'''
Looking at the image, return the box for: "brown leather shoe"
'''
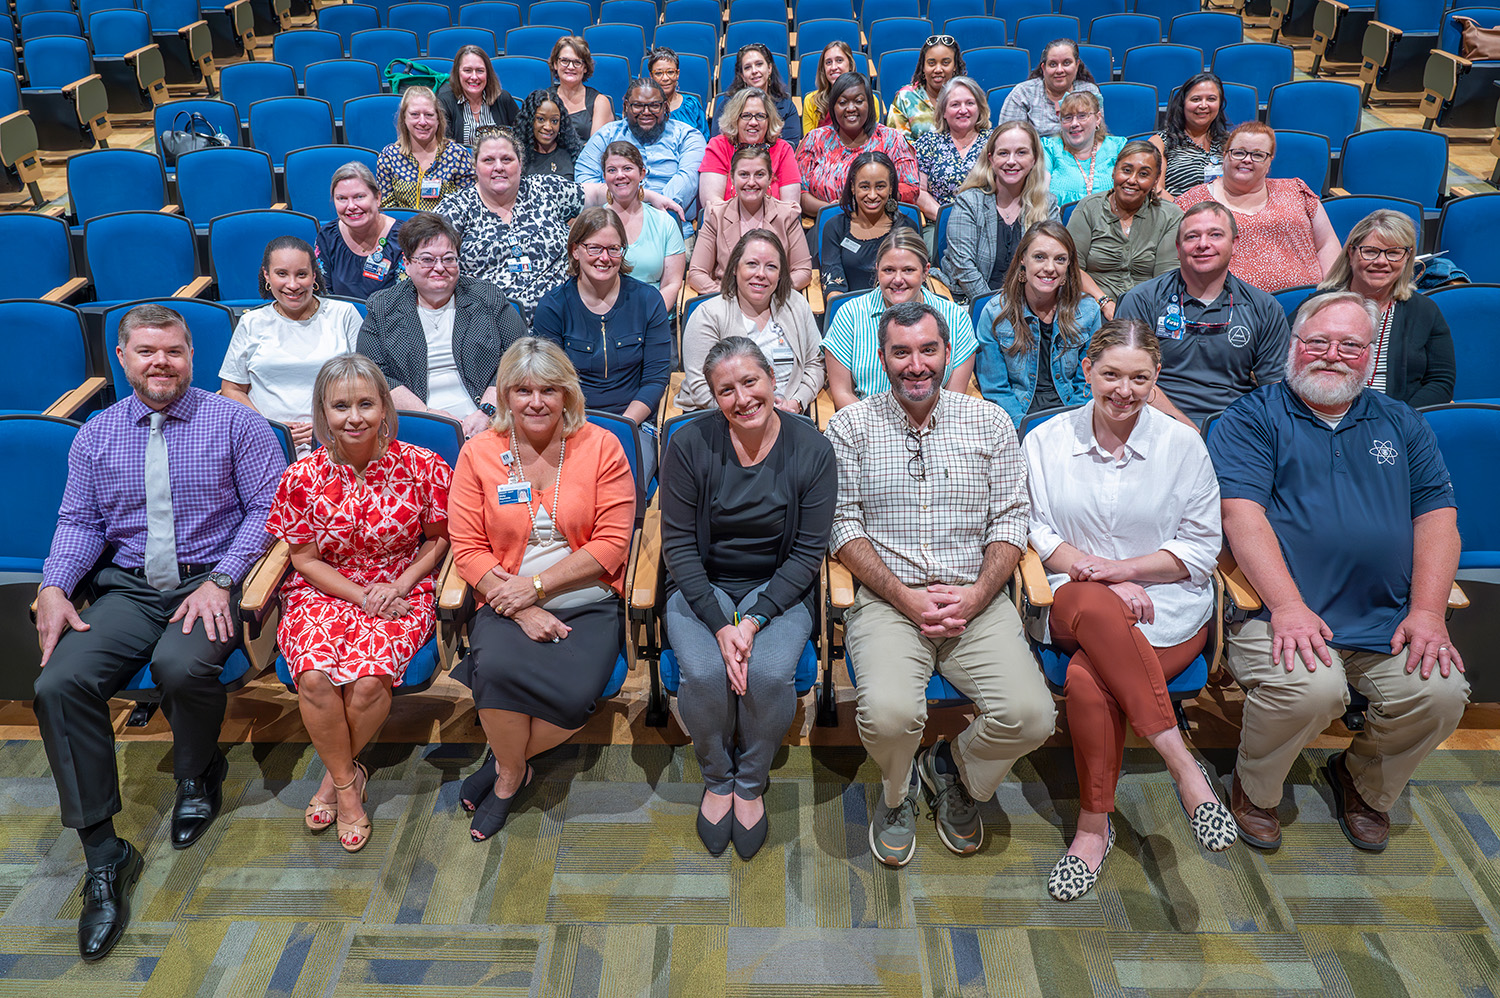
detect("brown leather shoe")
[1325,751,1390,852]
[1230,769,1282,849]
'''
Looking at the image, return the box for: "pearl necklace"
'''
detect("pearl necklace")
[519,436,566,545]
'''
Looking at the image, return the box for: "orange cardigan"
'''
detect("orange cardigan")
[449,422,637,598]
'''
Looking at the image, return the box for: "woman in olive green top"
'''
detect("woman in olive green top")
[1065,141,1183,320]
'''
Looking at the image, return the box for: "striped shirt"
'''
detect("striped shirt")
[827,389,1029,588]
[42,388,286,595]
[821,288,978,400]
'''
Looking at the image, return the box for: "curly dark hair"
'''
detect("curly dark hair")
[837,150,898,219]
[1162,71,1230,154]
[515,87,583,159]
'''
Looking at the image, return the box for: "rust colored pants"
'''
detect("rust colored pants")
[1048,581,1208,813]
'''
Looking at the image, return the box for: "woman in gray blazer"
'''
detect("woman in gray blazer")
[356,213,527,438]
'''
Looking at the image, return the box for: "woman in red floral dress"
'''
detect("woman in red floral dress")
[265,354,452,852]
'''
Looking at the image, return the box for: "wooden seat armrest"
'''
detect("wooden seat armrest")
[238,540,291,620]
[179,18,211,38]
[1450,582,1469,610]
[270,202,288,211]
[1368,18,1401,37]
[1328,186,1351,197]
[62,74,104,97]
[437,551,470,615]
[630,504,662,612]
[1216,551,1263,614]
[1431,48,1472,70]
[1018,545,1053,608]
[44,376,107,418]
[124,44,157,62]
[1450,185,1477,197]
[42,277,89,302]
[175,275,214,297]
[815,388,836,431]
[1326,0,1350,15]
[828,554,854,610]
[159,204,182,214]
[925,276,954,299]
[805,276,825,314]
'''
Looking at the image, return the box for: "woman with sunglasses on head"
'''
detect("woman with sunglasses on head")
[699,86,802,210]
[1149,72,1230,200]
[689,146,811,294]
[648,46,706,136]
[796,72,919,221]
[550,36,613,141]
[515,87,584,181]
[802,41,884,135]
[1314,209,1455,407]
[887,34,965,140]
[711,43,800,145]
[821,150,920,304]
[1175,122,1339,294]
[998,38,1102,138]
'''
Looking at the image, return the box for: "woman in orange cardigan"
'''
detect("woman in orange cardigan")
[448,337,637,841]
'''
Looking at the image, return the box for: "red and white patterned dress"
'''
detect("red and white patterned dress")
[266,439,452,686]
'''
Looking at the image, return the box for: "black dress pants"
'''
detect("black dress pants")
[33,567,238,829]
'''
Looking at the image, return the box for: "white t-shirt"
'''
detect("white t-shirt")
[516,507,614,609]
[418,297,474,417]
[219,298,361,427]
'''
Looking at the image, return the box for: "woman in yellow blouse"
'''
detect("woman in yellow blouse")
[376,87,476,211]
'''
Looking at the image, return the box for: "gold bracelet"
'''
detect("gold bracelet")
[532,575,546,601]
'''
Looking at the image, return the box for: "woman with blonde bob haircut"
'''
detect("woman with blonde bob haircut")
[1314,209,1455,406]
[266,353,453,854]
[449,337,637,843]
[942,120,1059,302]
[699,86,801,208]
[376,86,475,210]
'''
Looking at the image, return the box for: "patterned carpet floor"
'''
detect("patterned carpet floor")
[2,740,1498,996]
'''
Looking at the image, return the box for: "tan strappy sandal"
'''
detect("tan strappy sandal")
[304,791,338,832]
[334,763,371,853]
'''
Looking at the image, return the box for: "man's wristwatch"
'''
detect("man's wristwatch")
[207,572,234,590]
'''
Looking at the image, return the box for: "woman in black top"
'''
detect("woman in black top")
[550,35,612,141]
[661,337,836,860]
[437,46,519,146]
[821,150,920,303]
[712,43,801,145]
[516,87,583,180]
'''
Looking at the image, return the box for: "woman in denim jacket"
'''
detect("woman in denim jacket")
[975,220,1101,428]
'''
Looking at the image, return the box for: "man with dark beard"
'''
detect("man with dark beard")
[826,301,1054,869]
[32,303,285,962]
[1207,291,1468,854]
[575,77,706,226]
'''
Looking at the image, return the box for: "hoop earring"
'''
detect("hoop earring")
[1146,386,1157,404]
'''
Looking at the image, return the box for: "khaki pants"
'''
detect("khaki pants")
[845,587,1056,807]
[1225,617,1469,812]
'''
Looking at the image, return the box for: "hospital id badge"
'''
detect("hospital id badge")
[420,175,442,199]
[496,481,532,506]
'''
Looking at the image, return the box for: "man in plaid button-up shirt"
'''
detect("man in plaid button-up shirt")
[827,301,1055,868]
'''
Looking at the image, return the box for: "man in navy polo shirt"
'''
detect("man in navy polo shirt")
[1207,291,1468,853]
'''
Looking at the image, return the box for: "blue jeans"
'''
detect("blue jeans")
[664,582,811,799]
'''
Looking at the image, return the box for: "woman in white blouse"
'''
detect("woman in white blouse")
[221,236,362,454]
[1021,318,1234,903]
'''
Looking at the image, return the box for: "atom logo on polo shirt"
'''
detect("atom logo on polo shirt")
[1369,439,1399,465]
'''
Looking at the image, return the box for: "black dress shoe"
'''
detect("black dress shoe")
[172,751,228,850]
[731,807,769,861]
[78,840,143,962]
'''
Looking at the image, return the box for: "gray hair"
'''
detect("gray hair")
[878,300,950,351]
[118,302,191,347]
[328,161,379,203]
[703,335,773,388]
[934,76,991,136]
[1287,290,1381,384]
[311,354,398,465]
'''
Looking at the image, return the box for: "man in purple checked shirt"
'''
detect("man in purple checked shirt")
[32,302,286,963]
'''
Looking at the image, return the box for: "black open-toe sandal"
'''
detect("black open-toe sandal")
[459,750,497,813]
[470,765,532,842]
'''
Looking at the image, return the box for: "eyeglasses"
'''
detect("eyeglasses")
[652,68,679,78]
[925,34,957,46]
[904,428,926,482]
[739,111,769,122]
[412,253,458,270]
[1059,112,1096,124]
[580,243,624,259]
[1295,334,1370,360]
[1226,148,1271,164]
[555,57,583,68]
[626,101,665,113]
[1355,244,1411,262]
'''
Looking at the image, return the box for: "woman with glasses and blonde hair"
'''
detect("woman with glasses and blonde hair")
[914,77,991,224]
[941,120,1059,302]
[699,86,802,209]
[1314,209,1455,407]
[550,36,613,140]
[802,40,884,134]
[1175,121,1340,294]
[532,207,673,479]
[357,212,527,439]
[1041,91,1126,207]
[268,354,452,853]
[376,86,475,210]
[449,337,636,842]
[887,34,965,139]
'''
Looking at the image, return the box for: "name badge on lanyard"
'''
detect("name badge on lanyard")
[361,238,392,281]
[420,174,442,199]
[1160,290,1186,340]
[496,481,532,506]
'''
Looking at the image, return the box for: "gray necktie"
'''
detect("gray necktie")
[143,411,178,590]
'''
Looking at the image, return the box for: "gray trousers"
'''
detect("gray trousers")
[33,567,236,829]
[665,582,811,799]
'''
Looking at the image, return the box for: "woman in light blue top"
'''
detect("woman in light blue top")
[1042,91,1127,209]
[650,47,707,136]
[822,228,978,409]
[603,140,686,312]
[976,220,1101,427]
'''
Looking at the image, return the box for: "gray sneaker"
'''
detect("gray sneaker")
[916,739,983,855]
[869,782,920,867]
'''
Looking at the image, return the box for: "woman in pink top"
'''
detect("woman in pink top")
[1174,122,1340,295]
[698,87,801,210]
